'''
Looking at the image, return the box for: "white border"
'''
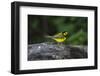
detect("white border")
[20,6,95,70]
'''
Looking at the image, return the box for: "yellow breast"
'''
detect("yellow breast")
[53,37,66,43]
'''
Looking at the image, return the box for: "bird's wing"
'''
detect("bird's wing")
[53,33,64,38]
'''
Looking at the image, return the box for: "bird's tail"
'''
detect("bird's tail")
[44,35,53,39]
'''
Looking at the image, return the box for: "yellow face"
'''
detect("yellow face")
[63,32,68,36]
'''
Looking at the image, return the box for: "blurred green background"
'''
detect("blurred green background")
[28,15,88,45]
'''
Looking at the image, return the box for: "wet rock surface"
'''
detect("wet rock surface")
[28,42,87,61]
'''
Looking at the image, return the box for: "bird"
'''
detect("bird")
[45,31,68,43]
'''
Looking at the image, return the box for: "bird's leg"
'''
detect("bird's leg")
[57,42,61,46]
[60,42,63,46]
[58,42,65,50]
[57,42,63,47]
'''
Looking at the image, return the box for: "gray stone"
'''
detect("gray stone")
[28,42,87,61]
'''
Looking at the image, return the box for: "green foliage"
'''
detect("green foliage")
[66,30,87,45]
[28,15,87,45]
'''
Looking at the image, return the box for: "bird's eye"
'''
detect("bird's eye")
[64,33,66,35]
[63,32,68,36]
